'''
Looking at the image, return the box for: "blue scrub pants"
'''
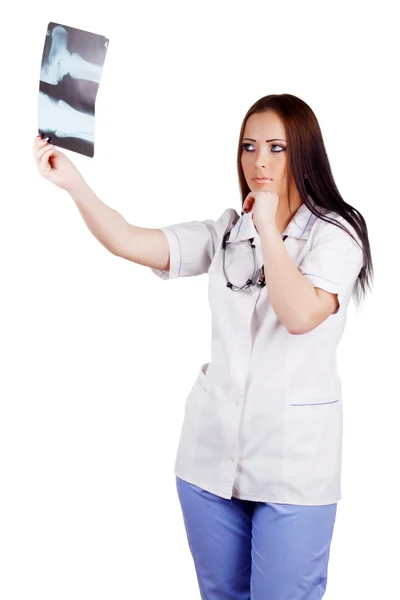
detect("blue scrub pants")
[176,476,337,600]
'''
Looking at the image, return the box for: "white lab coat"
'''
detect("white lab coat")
[152,195,364,505]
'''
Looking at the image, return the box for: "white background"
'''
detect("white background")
[1,1,398,598]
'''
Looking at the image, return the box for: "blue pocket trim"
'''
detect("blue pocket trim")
[289,400,339,406]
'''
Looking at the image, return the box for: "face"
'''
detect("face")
[241,110,300,208]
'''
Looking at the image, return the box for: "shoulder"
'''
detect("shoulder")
[206,207,238,230]
[311,209,362,250]
[201,207,239,245]
[159,207,236,243]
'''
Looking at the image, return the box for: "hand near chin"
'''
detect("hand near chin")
[242,190,279,233]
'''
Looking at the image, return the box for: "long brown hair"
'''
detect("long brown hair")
[236,93,373,308]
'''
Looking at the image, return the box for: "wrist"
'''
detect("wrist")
[258,221,279,236]
[67,176,88,197]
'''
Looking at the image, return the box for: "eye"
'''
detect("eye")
[241,143,285,153]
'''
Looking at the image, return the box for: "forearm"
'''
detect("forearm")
[259,223,318,333]
[68,180,128,255]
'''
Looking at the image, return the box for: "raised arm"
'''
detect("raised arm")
[69,181,170,270]
[33,135,170,271]
[33,135,234,274]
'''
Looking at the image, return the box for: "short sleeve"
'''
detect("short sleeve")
[298,217,364,314]
[151,208,235,280]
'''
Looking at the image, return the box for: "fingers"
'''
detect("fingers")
[37,142,54,161]
[39,146,56,174]
[33,134,46,156]
[242,199,253,213]
[242,192,255,213]
[34,139,55,176]
[37,144,54,171]
[34,135,53,155]
[34,135,53,165]
[33,134,49,150]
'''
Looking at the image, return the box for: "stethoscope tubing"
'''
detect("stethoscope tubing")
[221,229,288,292]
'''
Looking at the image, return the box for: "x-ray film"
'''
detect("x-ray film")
[38,22,109,157]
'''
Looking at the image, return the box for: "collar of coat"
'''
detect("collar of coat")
[226,194,321,244]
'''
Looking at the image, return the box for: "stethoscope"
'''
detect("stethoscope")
[221,228,289,292]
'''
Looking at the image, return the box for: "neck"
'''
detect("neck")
[276,197,303,236]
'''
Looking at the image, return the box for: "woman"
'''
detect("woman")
[33,93,373,600]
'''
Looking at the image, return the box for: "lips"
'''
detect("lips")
[253,177,272,181]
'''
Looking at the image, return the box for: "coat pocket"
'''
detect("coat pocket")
[283,400,343,480]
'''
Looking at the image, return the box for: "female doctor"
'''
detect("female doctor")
[33,93,373,600]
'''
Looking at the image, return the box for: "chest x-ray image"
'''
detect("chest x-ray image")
[38,22,109,157]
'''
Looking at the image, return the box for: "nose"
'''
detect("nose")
[253,147,270,169]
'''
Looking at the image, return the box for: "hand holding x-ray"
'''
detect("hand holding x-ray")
[33,134,85,192]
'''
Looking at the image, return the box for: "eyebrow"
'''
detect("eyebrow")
[242,137,286,143]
